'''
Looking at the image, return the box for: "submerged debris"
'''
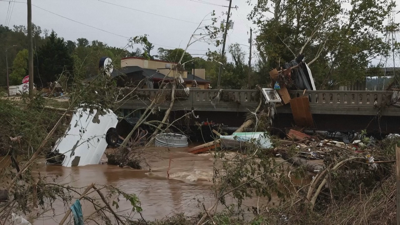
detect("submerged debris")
[155,133,188,148]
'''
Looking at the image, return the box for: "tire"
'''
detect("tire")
[106,128,119,147]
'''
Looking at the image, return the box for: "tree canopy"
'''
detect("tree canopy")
[1,0,397,92]
[35,31,74,87]
[158,48,194,72]
[0,25,138,88]
[9,49,28,85]
[248,0,397,88]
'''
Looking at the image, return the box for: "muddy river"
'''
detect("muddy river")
[28,147,249,224]
[3,147,294,224]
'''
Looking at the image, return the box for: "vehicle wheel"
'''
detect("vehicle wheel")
[106,128,119,147]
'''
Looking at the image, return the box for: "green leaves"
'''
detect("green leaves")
[109,186,143,213]
[130,35,155,60]
[158,48,194,71]
[9,49,28,85]
[35,31,74,87]
[250,0,397,88]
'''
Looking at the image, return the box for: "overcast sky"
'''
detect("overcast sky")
[1,0,400,67]
[0,0,256,61]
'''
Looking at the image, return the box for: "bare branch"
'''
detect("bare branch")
[277,35,296,58]
[93,185,126,225]
[309,157,365,210]
[307,39,328,65]
[299,8,330,55]
[179,13,212,64]
[114,79,145,104]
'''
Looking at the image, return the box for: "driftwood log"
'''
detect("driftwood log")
[188,140,221,154]
[279,150,324,173]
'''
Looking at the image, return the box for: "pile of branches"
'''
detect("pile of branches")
[259,136,399,224]
[262,169,396,225]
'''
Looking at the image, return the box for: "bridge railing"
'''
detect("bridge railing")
[134,89,260,104]
[289,90,392,106]
[131,89,394,109]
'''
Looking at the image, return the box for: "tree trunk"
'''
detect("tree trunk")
[147,82,177,146]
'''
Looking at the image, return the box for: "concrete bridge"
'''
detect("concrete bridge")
[121,89,400,134]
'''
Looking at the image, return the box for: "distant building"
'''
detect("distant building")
[116,57,211,89]
[339,67,400,91]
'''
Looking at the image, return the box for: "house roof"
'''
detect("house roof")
[110,66,170,81]
[85,66,210,84]
[142,68,172,81]
[111,66,142,78]
[184,74,210,84]
[122,56,178,65]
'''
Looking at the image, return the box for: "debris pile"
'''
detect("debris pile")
[269,54,316,105]
[275,129,391,171]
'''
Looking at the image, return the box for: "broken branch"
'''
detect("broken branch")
[59,183,95,225]
[93,185,126,225]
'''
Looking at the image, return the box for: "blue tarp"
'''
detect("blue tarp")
[70,199,84,225]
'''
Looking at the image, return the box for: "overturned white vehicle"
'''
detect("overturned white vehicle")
[46,107,120,167]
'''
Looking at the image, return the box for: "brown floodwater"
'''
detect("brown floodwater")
[31,165,215,224]
[29,147,218,224]
[3,147,310,224]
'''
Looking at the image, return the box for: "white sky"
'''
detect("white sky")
[0,0,256,61]
[1,0,399,67]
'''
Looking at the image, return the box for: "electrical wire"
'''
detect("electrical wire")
[188,0,229,8]
[0,0,209,53]
[4,0,11,25]
[6,0,16,26]
[98,0,199,24]
[32,4,130,39]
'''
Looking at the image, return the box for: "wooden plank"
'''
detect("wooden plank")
[277,86,291,104]
[287,129,311,141]
[189,143,220,154]
[290,96,314,127]
[188,140,221,154]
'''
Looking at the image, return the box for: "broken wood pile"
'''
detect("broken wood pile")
[187,127,395,176]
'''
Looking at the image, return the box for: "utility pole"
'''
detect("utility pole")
[217,0,233,88]
[28,0,34,98]
[247,28,252,88]
[5,50,9,97]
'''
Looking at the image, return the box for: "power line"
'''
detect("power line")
[98,0,199,24]
[188,0,229,8]
[34,4,131,39]
[0,0,132,38]
[7,0,16,26]
[4,0,11,25]
[0,0,210,52]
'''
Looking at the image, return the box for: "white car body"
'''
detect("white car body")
[52,107,118,167]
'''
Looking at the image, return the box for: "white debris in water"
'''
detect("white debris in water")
[11,213,31,225]
[169,170,213,182]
